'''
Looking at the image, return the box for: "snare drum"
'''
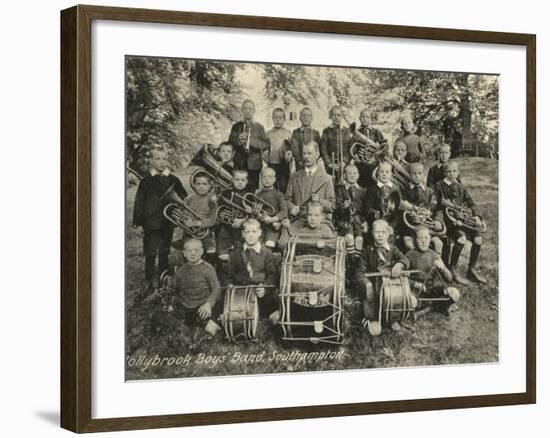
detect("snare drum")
[378,276,417,325]
[222,286,259,343]
[279,235,346,344]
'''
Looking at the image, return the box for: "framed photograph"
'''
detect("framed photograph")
[60,4,536,433]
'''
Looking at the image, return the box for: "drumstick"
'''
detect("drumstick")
[364,270,421,278]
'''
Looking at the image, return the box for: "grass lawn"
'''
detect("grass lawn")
[125,157,499,380]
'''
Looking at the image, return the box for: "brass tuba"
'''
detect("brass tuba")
[190,144,234,195]
[402,206,447,236]
[372,154,413,192]
[348,122,386,164]
[444,203,487,233]
[161,184,209,240]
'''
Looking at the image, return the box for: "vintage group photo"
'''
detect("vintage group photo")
[125,56,499,380]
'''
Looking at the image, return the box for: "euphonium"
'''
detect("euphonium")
[444,203,487,233]
[216,191,276,225]
[161,184,209,239]
[402,206,447,236]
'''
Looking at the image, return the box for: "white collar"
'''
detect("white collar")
[344,182,360,190]
[375,242,391,251]
[443,178,456,186]
[150,168,170,176]
[409,183,425,190]
[300,126,312,131]
[243,242,262,254]
[377,180,394,189]
[305,165,318,175]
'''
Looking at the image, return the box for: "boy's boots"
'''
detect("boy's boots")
[449,242,469,285]
[467,244,487,284]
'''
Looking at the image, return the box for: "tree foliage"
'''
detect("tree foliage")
[126,58,243,169]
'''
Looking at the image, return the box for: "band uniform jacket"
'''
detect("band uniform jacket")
[132,172,187,230]
[285,165,336,213]
[290,126,323,169]
[355,125,387,188]
[365,182,402,228]
[320,125,352,168]
[358,243,410,273]
[435,179,478,217]
[426,162,461,189]
[228,120,269,171]
[334,183,367,226]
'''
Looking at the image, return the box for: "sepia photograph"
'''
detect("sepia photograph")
[125,56,499,381]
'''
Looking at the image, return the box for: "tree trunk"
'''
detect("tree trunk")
[459,74,474,156]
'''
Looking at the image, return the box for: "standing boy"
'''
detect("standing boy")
[266,108,292,193]
[321,105,351,179]
[133,148,187,294]
[228,99,269,190]
[396,114,423,163]
[290,107,323,171]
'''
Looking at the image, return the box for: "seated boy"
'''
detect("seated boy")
[284,201,336,239]
[406,227,460,312]
[216,169,253,261]
[426,143,461,189]
[352,219,410,334]
[254,167,288,249]
[151,238,222,337]
[435,161,486,284]
[334,163,367,251]
[133,147,187,296]
[365,160,402,235]
[400,162,444,254]
[226,218,279,321]
[180,171,217,258]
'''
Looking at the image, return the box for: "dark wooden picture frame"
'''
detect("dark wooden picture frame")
[60,4,536,433]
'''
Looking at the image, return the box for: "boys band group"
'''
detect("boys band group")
[132,99,487,340]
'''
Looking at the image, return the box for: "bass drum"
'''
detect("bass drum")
[279,235,346,344]
[222,286,259,343]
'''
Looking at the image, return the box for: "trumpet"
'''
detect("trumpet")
[216,191,276,225]
[161,185,209,240]
[444,203,487,233]
[242,121,251,152]
[402,206,447,236]
[349,122,386,164]
[372,154,413,191]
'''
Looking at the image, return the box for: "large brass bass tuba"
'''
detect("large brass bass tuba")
[348,122,386,165]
